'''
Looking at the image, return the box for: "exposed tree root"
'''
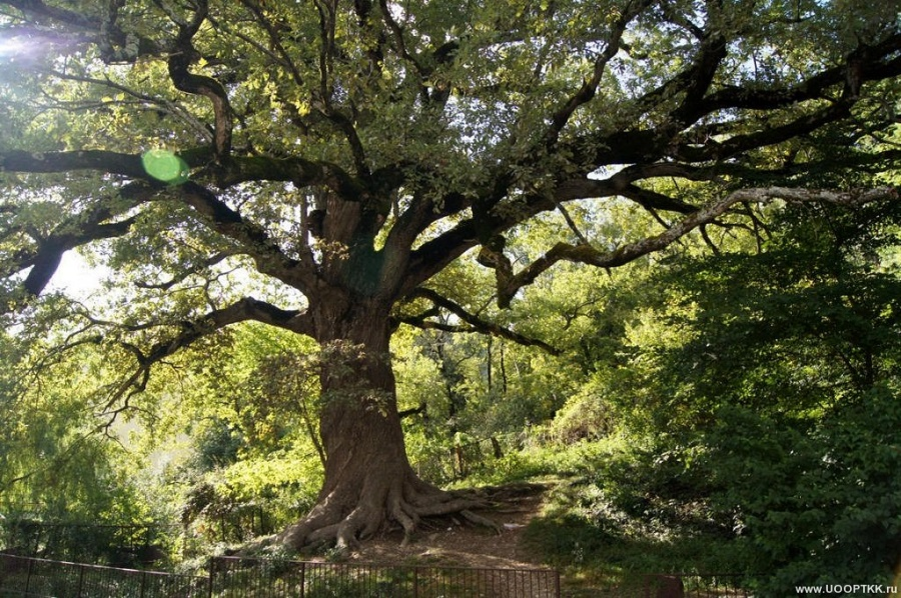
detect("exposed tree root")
[277,473,493,552]
[460,509,502,533]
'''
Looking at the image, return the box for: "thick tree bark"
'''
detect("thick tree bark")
[278,299,483,550]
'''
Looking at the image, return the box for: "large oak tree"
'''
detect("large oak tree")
[0,0,898,549]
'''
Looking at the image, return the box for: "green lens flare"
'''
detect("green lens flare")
[141,150,189,184]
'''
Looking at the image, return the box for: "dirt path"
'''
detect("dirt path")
[341,483,550,570]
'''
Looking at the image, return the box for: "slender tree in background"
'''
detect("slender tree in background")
[0,0,898,549]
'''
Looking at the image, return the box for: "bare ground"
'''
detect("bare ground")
[323,482,551,570]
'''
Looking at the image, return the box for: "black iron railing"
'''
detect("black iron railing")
[209,556,561,597]
[1,552,760,597]
[0,553,561,597]
[0,553,207,597]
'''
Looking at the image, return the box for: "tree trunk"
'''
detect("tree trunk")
[278,299,482,550]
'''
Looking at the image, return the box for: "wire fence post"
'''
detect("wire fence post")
[23,556,34,596]
[299,560,306,598]
[413,566,419,598]
[207,557,216,598]
[76,565,86,598]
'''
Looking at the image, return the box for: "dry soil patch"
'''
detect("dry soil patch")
[339,483,550,570]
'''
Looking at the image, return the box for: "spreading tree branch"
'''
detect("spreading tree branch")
[483,186,899,307]
[0,182,156,302]
[101,296,314,412]
[133,251,235,290]
[399,287,560,355]
[541,0,651,151]
[166,0,233,159]
[0,149,330,297]
[175,181,315,292]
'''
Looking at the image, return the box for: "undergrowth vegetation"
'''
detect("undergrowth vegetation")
[504,203,901,595]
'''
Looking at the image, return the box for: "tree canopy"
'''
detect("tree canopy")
[0,0,899,550]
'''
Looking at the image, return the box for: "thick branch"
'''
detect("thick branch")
[3,0,99,31]
[401,287,560,355]
[487,186,898,307]
[556,174,698,213]
[584,32,901,167]
[402,168,692,296]
[210,11,901,308]
[105,297,314,410]
[1,182,155,301]
[668,32,727,127]
[0,149,146,178]
[0,148,363,198]
[0,150,323,293]
[19,218,133,297]
[678,101,854,162]
[701,32,901,113]
[542,0,650,149]
[221,156,365,197]
[167,0,233,158]
[175,182,315,292]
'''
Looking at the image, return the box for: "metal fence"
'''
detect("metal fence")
[0,553,207,597]
[0,553,560,598]
[1,552,754,597]
[0,519,169,567]
[209,556,561,597]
